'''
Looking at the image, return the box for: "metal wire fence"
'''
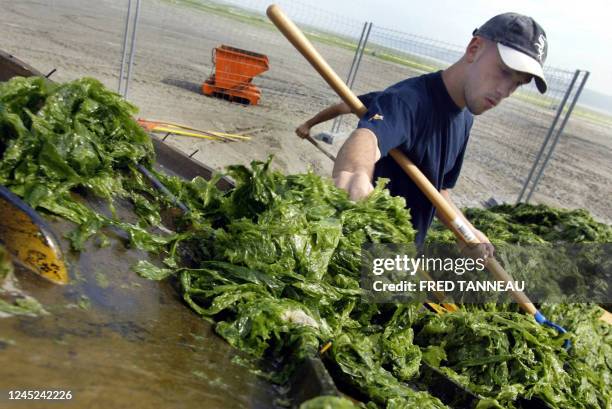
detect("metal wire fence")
[0,0,126,88]
[129,0,365,116]
[1,0,610,222]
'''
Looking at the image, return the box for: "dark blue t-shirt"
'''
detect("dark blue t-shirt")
[357,71,473,245]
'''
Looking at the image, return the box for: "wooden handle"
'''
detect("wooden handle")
[388,149,479,244]
[600,308,612,325]
[267,4,539,315]
[388,150,538,314]
[305,135,336,161]
[266,6,339,160]
[486,258,538,315]
[267,5,367,118]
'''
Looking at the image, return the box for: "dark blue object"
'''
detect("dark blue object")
[357,71,473,247]
[137,165,189,214]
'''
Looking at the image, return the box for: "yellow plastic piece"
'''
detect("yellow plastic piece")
[146,119,251,140]
[600,308,612,325]
[138,118,251,141]
[0,188,68,284]
[319,341,332,354]
[152,126,221,141]
[425,303,449,315]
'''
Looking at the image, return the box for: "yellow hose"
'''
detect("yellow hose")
[144,119,251,140]
[151,127,221,141]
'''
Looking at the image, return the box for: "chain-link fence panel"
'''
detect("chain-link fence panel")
[518,70,612,224]
[0,0,127,90]
[4,0,607,221]
[121,0,367,172]
[465,67,579,204]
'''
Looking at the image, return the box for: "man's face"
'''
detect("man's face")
[464,38,532,115]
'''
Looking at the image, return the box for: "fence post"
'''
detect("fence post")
[118,0,132,94]
[330,21,367,133]
[525,70,590,202]
[123,0,141,99]
[516,69,580,203]
[117,0,141,98]
[331,21,372,133]
[347,22,371,90]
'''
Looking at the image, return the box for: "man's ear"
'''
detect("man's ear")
[465,36,485,63]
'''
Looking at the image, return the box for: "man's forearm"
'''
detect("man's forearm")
[332,128,381,201]
[304,102,351,128]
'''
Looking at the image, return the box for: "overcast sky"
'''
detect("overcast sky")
[306,0,611,95]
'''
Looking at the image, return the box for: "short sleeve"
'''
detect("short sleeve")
[357,92,414,157]
[357,91,378,108]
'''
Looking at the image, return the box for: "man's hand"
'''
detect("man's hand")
[457,229,495,261]
[333,170,374,201]
[474,229,495,258]
[295,122,311,139]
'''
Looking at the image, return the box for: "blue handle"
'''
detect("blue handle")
[534,311,571,349]
[137,165,189,213]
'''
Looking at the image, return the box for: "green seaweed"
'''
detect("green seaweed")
[1,76,610,409]
[0,244,12,283]
[0,76,171,251]
[298,395,362,409]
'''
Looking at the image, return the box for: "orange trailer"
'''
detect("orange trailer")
[202,45,269,105]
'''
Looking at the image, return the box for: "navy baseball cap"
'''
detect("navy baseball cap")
[473,13,548,93]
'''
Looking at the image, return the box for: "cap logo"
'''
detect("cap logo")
[534,34,546,62]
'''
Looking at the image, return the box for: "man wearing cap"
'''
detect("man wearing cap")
[297,12,548,253]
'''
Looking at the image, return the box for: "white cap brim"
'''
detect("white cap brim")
[497,43,547,93]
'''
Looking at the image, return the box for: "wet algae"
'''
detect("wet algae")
[1,76,611,409]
